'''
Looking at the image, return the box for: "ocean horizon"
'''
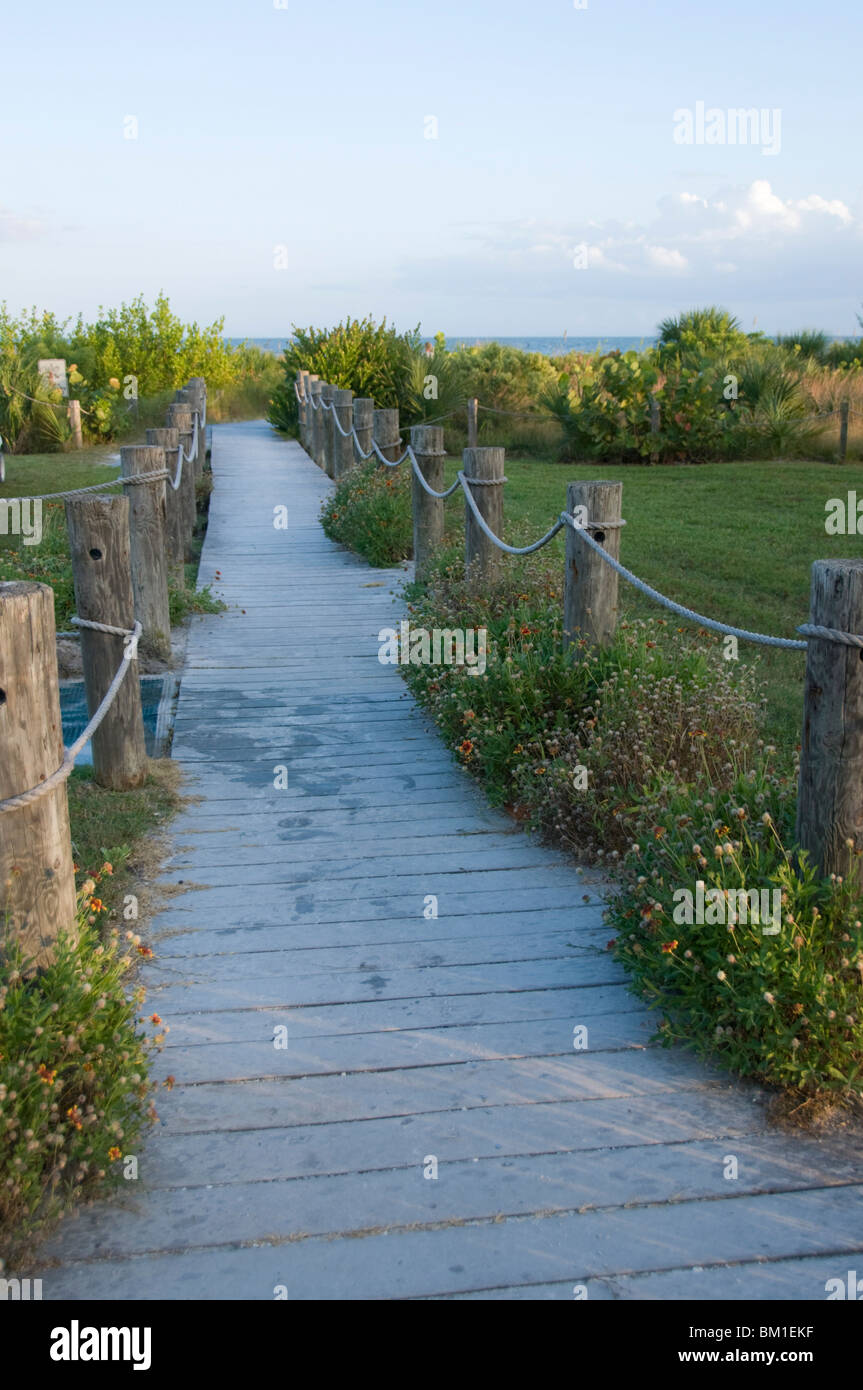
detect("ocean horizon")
[229,335,656,357]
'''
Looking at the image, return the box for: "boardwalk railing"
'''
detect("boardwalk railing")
[0,378,208,966]
[296,371,863,896]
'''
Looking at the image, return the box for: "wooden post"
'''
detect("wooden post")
[463,446,505,582]
[304,375,319,455]
[166,404,197,558]
[181,385,205,479]
[649,396,660,466]
[563,479,623,650]
[186,378,208,464]
[297,371,308,447]
[64,496,148,790]
[373,408,401,465]
[332,388,354,481]
[320,383,336,476]
[796,559,863,886]
[310,380,324,465]
[0,581,78,968]
[353,398,374,462]
[67,398,83,450]
[121,445,171,660]
[410,425,446,578]
[146,427,183,576]
[467,397,479,448]
[839,401,849,463]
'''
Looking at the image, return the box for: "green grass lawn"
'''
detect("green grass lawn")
[438,453,863,748]
[0,443,121,499]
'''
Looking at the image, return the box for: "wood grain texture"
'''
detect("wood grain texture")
[463,445,505,582]
[64,495,147,789]
[146,427,183,573]
[120,445,171,660]
[165,405,197,561]
[309,379,324,466]
[0,581,77,966]
[332,388,353,480]
[410,425,445,577]
[564,479,622,649]
[796,558,863,883]
[352,397,374,463]
[372,407,400,464]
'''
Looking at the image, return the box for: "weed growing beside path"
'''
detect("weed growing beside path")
[1,763,181,1268]
[398,553,863,1102]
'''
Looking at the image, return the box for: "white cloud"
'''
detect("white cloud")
[0,207,43,241]
[394,180,863,324]
[646,245,688,271]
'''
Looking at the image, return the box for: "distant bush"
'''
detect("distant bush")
[268,317,422,436]
[0,296,276,451]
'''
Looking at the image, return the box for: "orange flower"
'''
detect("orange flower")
[108,1146,122,1162]
[660,940,678,953]
[66,1105,83,1130]
[149,1014,162,1025]
[137,945,154,958]
[89,898,104,913]
[459,739,474,757]
[37,1063,56,1086]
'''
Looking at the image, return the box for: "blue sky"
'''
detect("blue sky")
[2,0,861,337]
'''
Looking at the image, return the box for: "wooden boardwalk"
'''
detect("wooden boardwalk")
[43,420,863,1300]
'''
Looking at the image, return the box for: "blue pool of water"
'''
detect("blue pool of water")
[60,676,174,764]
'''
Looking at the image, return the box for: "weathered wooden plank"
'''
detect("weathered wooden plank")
[44,1132,863,1265]
[41,1185,863,1301]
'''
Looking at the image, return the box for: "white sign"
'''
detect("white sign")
[37,359,68,397]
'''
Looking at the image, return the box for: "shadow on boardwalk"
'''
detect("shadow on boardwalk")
[41,420,863,1300]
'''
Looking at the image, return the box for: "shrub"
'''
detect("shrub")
[321,458,412,566]
[0,867,163,1266]
[609,772,863,1097]
[402,558,765,815]
[268,317,420,436]
[512,620,765,857]
[0,296,271,449]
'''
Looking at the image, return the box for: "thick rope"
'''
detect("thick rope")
[0,620,142,814]
[796,623,863,649]
[460,474,565,555]
[6,469,171,503]
[560,513,808,649]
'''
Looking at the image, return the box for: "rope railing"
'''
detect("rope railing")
[0,620,142,815]
[295,371,863,651]
[3,418,196,503]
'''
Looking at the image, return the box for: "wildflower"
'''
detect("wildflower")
[66,1106,83,1131]
[136,945,154,958]
[660,940,678,953]
[763,991,775,1005]
[37,1064,56,1086]
[716,970,726,982]
[459,739,473,757]
[108,1146,122,1162]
